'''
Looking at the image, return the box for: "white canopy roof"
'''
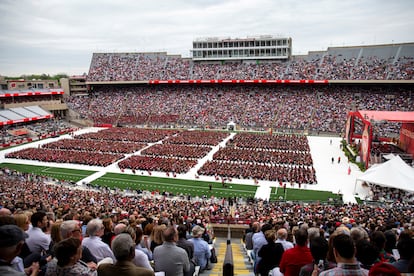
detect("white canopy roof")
[356,155,414,192]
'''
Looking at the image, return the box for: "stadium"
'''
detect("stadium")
[1,37,414,275]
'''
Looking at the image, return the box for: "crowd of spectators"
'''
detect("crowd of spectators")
[196,132,316,183]
[163,130,228,146]
[372,121,402,138]
[227,133,310,151]
[198,161,316,184]
[5,127,317,183]
[119,155,198,174]
[75,127,178,143]
[6,148,124,167]
[141,144,211,159]
[86,48,414,82]
[368,184,414,203]
[87,53,191,81]
[1,167,413,229]
[371,143,406,157]
[25,120,74,137]
[43,138,146,154]
[1,166,414,274]
[387,56,414,80]
[65,85,413,134]
[1,120,75,147]
[1,127,30,145]
[212,147,313,166]
[6,121,411,185]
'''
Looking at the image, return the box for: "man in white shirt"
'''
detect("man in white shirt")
[276,227,294,250]
[82,218,116,262]
[25,211,51,255]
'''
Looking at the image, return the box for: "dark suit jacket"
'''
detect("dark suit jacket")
[258,242,284,276]
[97,261,155,276]
[177,238,194,260]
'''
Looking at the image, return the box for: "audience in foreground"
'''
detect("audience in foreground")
[1,165,414,275]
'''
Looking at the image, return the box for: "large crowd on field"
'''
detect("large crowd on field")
[5,129,318,184]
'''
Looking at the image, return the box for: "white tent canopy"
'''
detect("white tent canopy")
[355,155,414,193]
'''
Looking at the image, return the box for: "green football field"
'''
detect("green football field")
[0,162,341,202]
[0,163,96,182]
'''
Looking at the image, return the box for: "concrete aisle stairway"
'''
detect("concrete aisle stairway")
[201,238,255,276]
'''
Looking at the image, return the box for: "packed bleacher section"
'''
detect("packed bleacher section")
[87,53,191,81]
[371,121,402,138]
[0,87,72,148]
[1,119,76,148]
[86,44,414,81]
[368,183,414,203]
[66,85,413,134]
[371,143,406,157]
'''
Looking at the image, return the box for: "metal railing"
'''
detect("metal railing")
[222,226,234,276]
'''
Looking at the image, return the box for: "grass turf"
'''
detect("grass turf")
[270,186,342,202]
[91,172,257,198]
[0,163,96,182]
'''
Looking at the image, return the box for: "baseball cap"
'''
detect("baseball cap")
[0,225,29,248]
[192,225,205,237]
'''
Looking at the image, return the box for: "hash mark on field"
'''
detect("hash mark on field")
[41,169,89,178]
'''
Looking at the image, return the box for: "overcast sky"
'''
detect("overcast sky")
[0,0,413,77]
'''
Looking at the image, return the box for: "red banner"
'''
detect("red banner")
[148,79,329,84]
[361,124,371,168]
[0,90,64,98]
[400,123,414,157]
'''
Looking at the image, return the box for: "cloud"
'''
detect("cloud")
[0,0,413,76]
